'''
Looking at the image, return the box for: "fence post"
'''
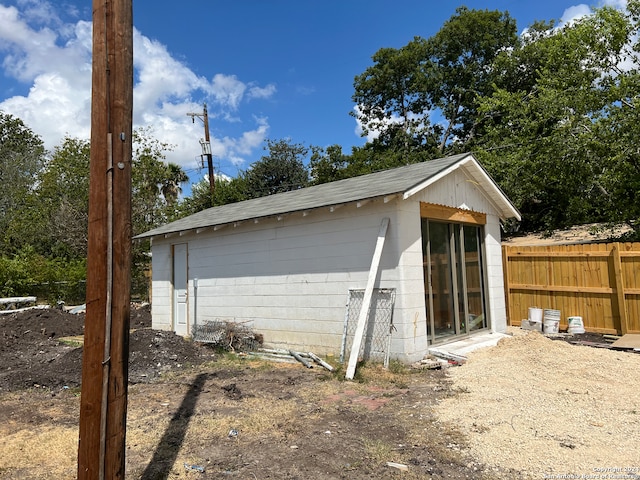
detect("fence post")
[611,243,629,335]
[502,246,512,326]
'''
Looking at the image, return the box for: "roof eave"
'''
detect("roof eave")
[134,192,404,241]
[402,153,521,222]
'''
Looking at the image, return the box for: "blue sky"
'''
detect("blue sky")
[0,0,626,188]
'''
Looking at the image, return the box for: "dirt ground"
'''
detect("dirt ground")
[1,305,639,479]
[0,305,489,479]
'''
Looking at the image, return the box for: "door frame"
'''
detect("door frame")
[421,203,489,345]
[172,243,189,336]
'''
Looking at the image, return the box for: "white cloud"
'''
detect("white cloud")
[559,5,592,26]
[603,0,627,10]
[0,0,275,173]
[248,83,277,100]
[210,73,247,111]
[216,116,269,166]
[558,1,629,27]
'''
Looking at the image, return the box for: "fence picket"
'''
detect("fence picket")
[502,242,640,334]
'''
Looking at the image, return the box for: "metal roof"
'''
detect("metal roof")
[136,153,520,239]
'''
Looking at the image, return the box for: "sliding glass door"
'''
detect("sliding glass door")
[422,219,487,343]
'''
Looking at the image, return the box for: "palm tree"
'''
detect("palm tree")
[161,163,189,205]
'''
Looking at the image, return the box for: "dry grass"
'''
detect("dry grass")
[188,395,300,439]
[0,426,78,478]
[0,355,472,479]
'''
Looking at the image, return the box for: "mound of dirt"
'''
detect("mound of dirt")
[0,304,215,392]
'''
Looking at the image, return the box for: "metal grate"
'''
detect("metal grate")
[340,288,396,367]
[191,320,262,352]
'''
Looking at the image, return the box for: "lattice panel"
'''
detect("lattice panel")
[340,288,396,367]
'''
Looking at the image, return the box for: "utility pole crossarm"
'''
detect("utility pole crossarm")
[187,104,215,198]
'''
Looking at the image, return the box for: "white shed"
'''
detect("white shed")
[137,153,520,363]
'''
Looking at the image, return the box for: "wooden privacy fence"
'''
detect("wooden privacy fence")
[502,242,640,335]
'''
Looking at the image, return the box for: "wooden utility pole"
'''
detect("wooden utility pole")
[78,0,133,479]
[187,104,215,198]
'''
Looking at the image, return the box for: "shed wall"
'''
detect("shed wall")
[150,166,509,362]
[411,167,508,334]
[152,198,410,357]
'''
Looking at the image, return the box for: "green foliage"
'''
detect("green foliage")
[242,139,310,198]
[309,144,351,185]
[132,127,180,233]
[475,5,640,232]
[0,246,86,303]
[3,137,92,259]
[424,7,518,151]
[0,117,188,302]
[161,162,189,205]
[130,128,189,299]
[352,36,435,161]
[40,137,90,257]
[352,7,518,160]
[0,111,46,253]
[0,249,34,297]
[172,175,249,219]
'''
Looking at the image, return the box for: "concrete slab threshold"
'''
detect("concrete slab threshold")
[428,331,510,362]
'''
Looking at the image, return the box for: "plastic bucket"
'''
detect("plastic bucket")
[567,316,585,334]
[543,309,560,334]
[528,307,543,323]
[521,319,542,332]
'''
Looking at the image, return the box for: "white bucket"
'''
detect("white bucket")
[521,319,542,332]
[567,316,585,334]
[528,307,543,323]
[543,309,560,334]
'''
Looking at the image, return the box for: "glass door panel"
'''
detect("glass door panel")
[463,226,486,332]
[453,227,466,333]
[422,219,487,343]
[423,220,456,341]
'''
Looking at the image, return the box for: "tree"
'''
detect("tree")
[242,139,310,198]
[352,8,518,159]
[352,37,438,163]
[475,5,636,232]
[34,137,91,258]
[161,162,189,205]
[131,127,190,233]
[592,1,640,236]
[173,175,248,218]
[309,144,352,185]
[130,127,189,297]
[424,7,518,151]
[0,112,46,253]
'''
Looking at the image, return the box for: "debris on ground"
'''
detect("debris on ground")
[191,320,263,352]
[412,356,451,370]
[386,461,409,472]
[290,350,313,368]
[68,304,87,314]
[183,463,205,473]
[249,348,336,371]
[0,296,37,311]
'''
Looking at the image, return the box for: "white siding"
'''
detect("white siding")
[418,167,499,214]
[153,199,404,356]
[392,200,429,362]
[484,216,508,333]
[150,165,510,363]
[411,168,508,335]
